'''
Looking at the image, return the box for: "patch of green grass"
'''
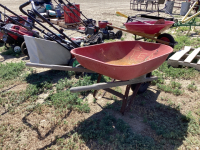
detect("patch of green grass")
[151,70,165,85]
[74,75,94,95]
[25,81,52,97]
[45,90,90,113]
[157,83,183,96]
[142,104,200,147]
[0,46,20,56]
[56,78,73,92]
[174,35,200,51]
[157,62,198,79]
[176,26,190,32]
[0,62,25,80]
[77,114,158,149]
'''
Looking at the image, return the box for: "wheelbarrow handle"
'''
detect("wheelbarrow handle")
[108,25,171,46]
[70,76,158,93]
[26,63,95,73]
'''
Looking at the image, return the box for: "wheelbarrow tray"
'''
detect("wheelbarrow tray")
[71,41,173,81]
[24,35,71,65]
[124,21,174,35]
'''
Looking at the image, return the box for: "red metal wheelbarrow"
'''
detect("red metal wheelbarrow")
[108,20,176,48]
[125,20,174,35]
[26,41,173,114]
[71,41,173,81]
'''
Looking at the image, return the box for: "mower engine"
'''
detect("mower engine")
[43,32,65,41]
[98,21,122,40]
[5,15,28,25]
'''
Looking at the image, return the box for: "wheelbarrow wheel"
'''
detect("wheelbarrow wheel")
[157,33,175,48]
[115,30,123,39]
[21,41,29,57]
[131,72,151,94]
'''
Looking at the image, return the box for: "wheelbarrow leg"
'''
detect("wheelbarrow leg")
[127,83,142,110]
[93,74,102,97]
[120,83,142,115]
[120,85,131,115]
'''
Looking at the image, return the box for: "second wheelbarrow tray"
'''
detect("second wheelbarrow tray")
[108,20,176,47]
[26,41,173,114]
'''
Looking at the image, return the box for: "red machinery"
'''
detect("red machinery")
[63,4,80,23]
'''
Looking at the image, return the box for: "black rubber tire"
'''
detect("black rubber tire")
[68,58,76,66]
[131,82,150,94]
[157,33,175,48]
[131,72,152,94]
[21,41,29,56]
[115,30,123,39]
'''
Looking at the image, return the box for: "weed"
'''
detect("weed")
[93,98,96,103]
[56,78,73,92]
[46,90,90,113]
[187,81,198,92]
[170,81,181,89]
[120,37,125,41]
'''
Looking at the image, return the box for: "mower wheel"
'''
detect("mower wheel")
[115,30,123,39]
[131,72,152,94]
[12,45,21,53]
[21,42,29,56]
[4,43,9,49]
[157,33,175,48]
[0,40,4,46]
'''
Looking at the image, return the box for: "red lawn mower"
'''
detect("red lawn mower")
[0,4,40,54]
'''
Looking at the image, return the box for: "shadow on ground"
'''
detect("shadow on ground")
[21,83,189,149]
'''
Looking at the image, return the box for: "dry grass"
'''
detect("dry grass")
[1,0,200,149]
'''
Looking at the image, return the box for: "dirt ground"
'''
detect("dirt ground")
[0,0,200,150]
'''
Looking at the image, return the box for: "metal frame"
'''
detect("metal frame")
[26,62,157,115]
